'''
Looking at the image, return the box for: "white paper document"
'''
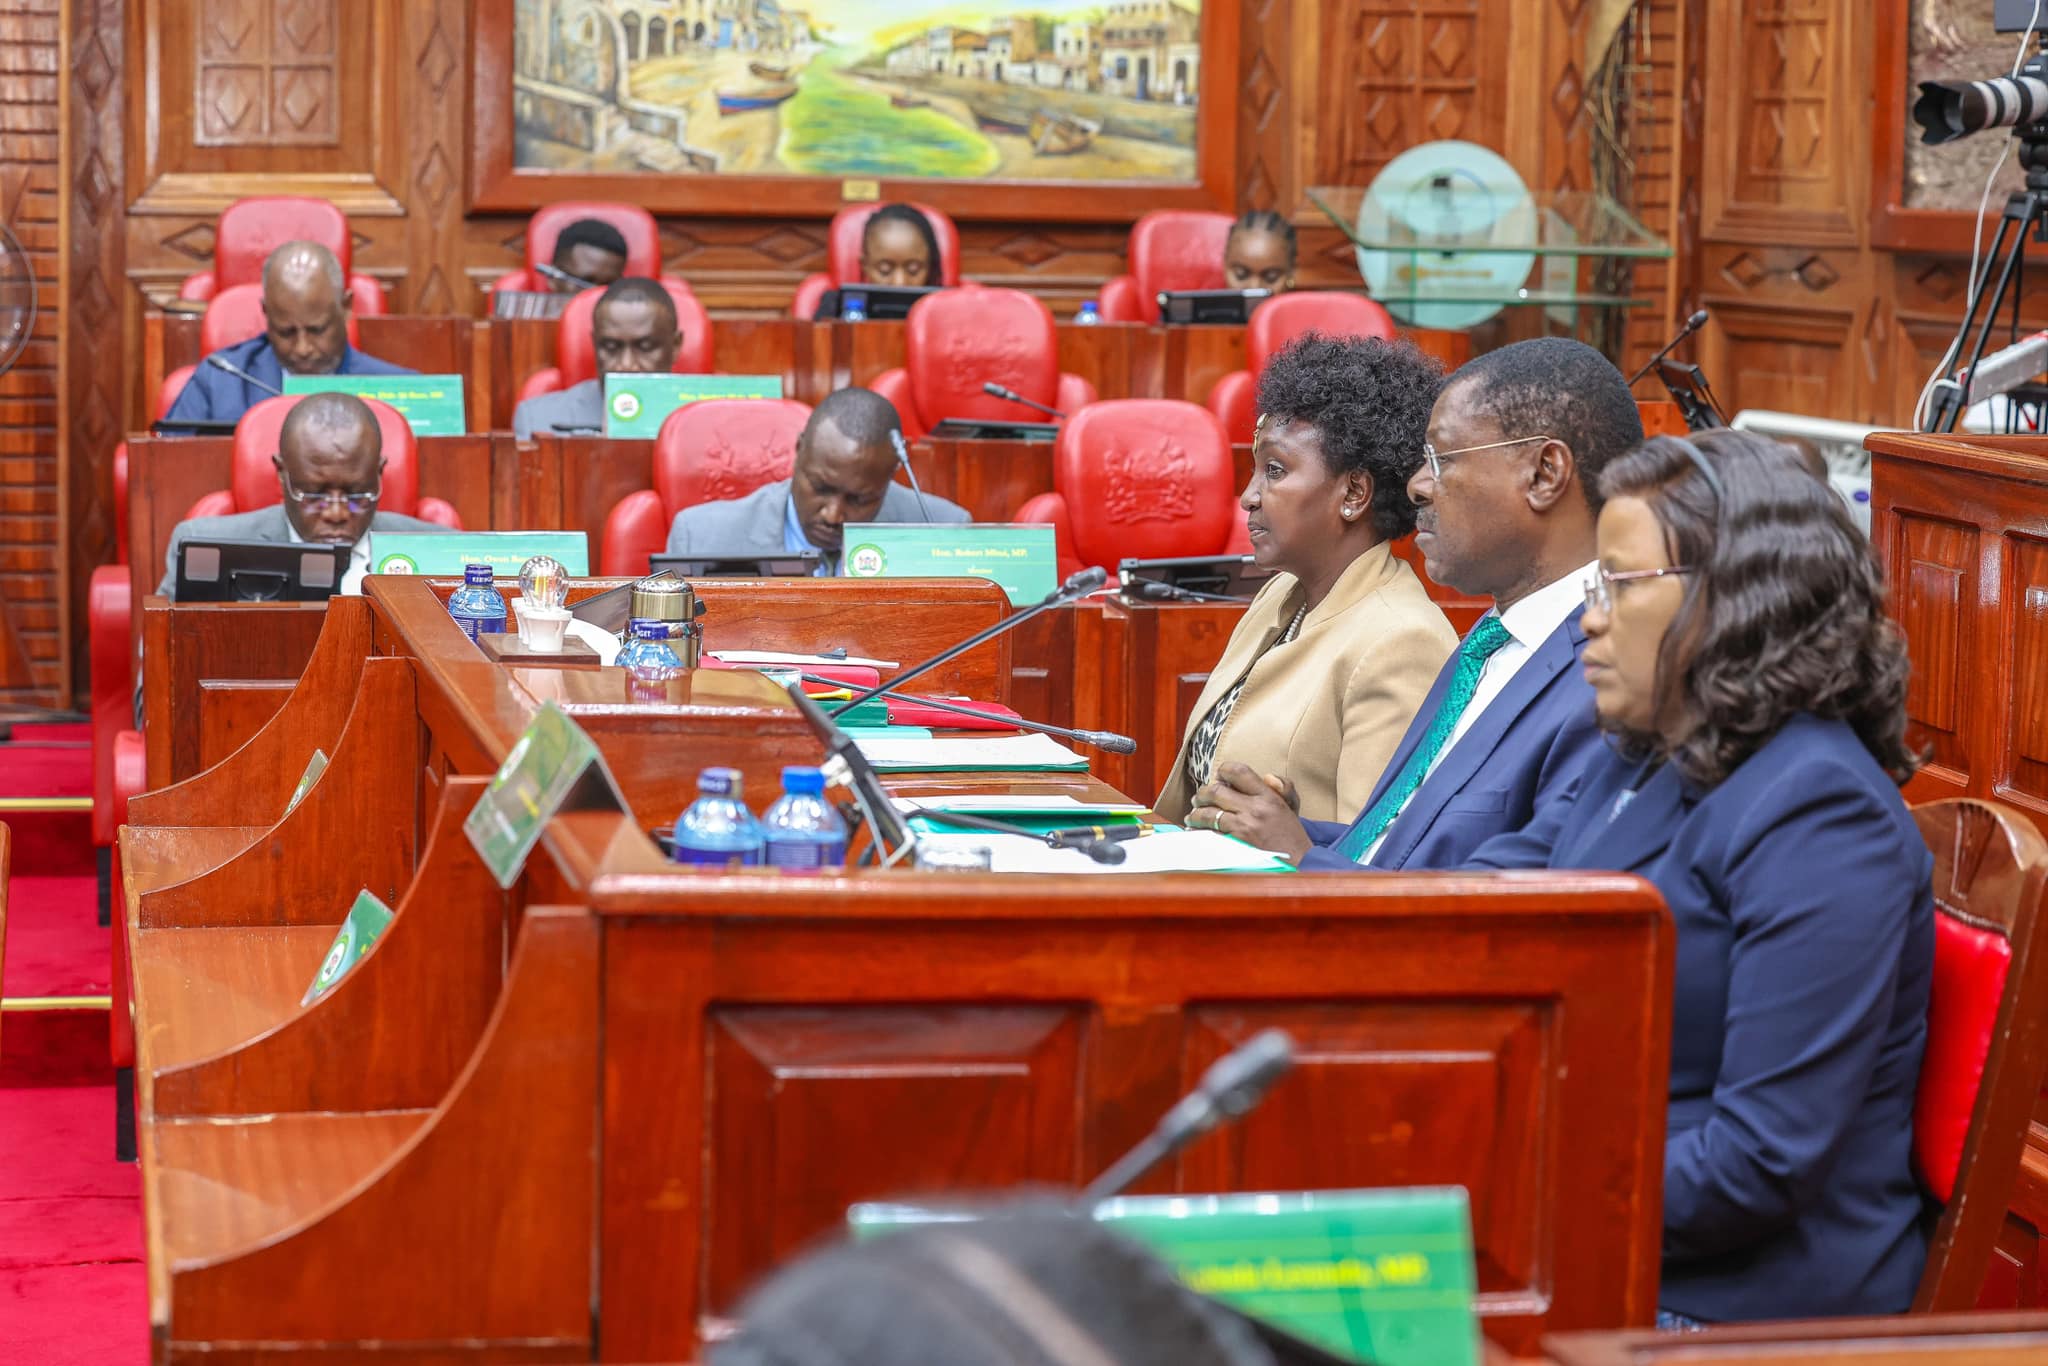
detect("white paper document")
[709,649,900,669]
[911,829,1295,875]
[891,794,1149,816]
[855,732,1090,772]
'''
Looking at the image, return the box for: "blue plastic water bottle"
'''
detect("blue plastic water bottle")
[617,618,683,673]
[842,294,868,323]
[762,766,848,872]
[1075,300,1102,326]
[447,564,507,642]
[672,767,765,867]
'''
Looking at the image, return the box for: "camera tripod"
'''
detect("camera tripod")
[1929,132,2048,432]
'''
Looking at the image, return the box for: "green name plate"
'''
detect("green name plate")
[281,373,468,435]
[283,747,328,817]
[368,530,589,576]
[842,523,1056,607]
[848,1187,1478,1366]
[301,889,395,1006]
[603,373,783,438]
[463,701,605,888]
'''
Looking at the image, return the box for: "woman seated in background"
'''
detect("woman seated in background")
[1156,333,1456,826]
[1466,429,1933,1326]
[715,1207,1274,1366]
[859,202,943,288]
[1224,210,1297,294]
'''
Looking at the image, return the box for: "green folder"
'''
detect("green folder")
[301,890,394,1006]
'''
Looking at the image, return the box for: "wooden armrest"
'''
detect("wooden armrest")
[131,925,338,1077]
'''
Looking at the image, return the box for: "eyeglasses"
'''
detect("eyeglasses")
[1583,565,1698,615]
[279,468,380,516]
[1422,433,1556,480]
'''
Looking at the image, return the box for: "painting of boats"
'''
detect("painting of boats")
[1029,109,1099,156]
[970,104,1031,136]
[889,91,930,110]
[717,81,799,115]
[749,62,790,79]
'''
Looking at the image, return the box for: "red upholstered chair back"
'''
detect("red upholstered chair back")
[1248,291,1398,370]
[212,196,353,290]
[227,395,421,516]
[1909,798,2048,1311]
[905,286,1060,424]
[653,399,811,512]
[525,201,664,279]
[555,283,713,386]
[1055,400,1239,569]
[200,282,361,353]
[1130,210,1235,299]
[827,202,961,287]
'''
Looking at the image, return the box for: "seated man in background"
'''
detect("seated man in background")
[1187,337,1643,869]
[161,241,414,427]
[545,217,630,292]
[664,386,967,574]
[513,277,680,439]
[157,392,440,600]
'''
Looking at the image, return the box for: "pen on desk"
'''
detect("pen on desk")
[1045,824,1154,849]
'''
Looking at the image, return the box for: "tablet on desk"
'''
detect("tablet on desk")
[815,283,939,321]
[1157,288,1272,325]
[646,552,823,578]
[1119,553,1276,602]
[174,539,351,603]
[925,417,1061,442]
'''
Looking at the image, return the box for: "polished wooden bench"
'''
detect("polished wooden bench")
[121,573,1676,1362]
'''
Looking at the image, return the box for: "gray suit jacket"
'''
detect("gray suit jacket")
[663,478,970,563]
[513,378,605,440]
[157,504,440,598]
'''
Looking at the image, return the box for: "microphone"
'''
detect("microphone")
[1128,579,1249,605]
[1625,309,1710,387]
[805,673,1135,754]
[826,566,1108,718]
[1078,1029,1296,1205]
[981,381,1068,421]
[889,429,934,522]
[536,261,598,290]
[206,353,285,397]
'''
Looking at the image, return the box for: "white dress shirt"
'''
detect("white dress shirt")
[1359,561,1597,862]
[285,518,373,596]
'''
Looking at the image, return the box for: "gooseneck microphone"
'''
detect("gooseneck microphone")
[826,566,1109,718]
[1625,309,1710,387]
[536,261,598,290]
[889,429,935,522]
[205,353,285,397]
[982,381,1069,421]
[1078,1029,1297,1206]
[1129,579,1250,605]
[803,672,1135,755]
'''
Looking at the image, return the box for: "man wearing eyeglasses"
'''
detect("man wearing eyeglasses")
[1186,337,1644,869]
[156,392,440,600]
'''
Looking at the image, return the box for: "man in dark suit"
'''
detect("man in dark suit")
[157,392,439,600]
[664,386,967,574]
[160,242,414,427]
[1188,338,1645,869]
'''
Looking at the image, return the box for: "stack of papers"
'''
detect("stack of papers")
[708,649,899,669]
[854,732,1090,773]
[910,829,1295,875]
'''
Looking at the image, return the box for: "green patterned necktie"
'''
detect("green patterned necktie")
[1336,614,1515,863]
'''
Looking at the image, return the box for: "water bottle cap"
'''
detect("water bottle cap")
[1080,300,1098,311]
[463,564,494,585]
[698,766,742,796]
[780,766,825,794]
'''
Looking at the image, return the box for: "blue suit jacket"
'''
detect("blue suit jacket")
[1296,609,1602,870]
[161,335,414,426]
[1469,714,1934,1322]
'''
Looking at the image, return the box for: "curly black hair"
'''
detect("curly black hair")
[1255,331,1444,541]
[1599,429,1920,788]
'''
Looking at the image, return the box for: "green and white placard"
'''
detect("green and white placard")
[283,748,328,816]
[602,373,783,438]
[462,701,618,888]
[281,374,468,435]
[368,530,589,577]
[841,523,1057,607]
[301,889,395,1006]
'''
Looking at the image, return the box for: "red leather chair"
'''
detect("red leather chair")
[488,201,671,297]
[180,395,460,526]
[868,286,1096,444]
[517,282,714,404]
[600,399,813,576]
[1012,400,1239,578]
[175,195,388,313]
[1206,293,1400,445]
[1907,798,2048,1310]
[791,202,962,320]
[1097,210,1236,324]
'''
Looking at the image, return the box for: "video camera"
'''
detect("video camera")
[1913,1,2048,145]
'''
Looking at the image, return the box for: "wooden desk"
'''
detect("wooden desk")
[1541,1312,2048,1365]
[122,574,1675,1362]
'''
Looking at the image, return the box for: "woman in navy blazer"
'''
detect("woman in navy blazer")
[1468,430,1933,1325]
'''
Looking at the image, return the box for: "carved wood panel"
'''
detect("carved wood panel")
[1891,513,1976,790]
[193,0,339,147]
[2006,538,2048,807]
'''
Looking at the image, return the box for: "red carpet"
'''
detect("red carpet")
[2,723,146,1363]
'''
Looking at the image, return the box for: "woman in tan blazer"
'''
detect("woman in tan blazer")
[1157,334,1456,825]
